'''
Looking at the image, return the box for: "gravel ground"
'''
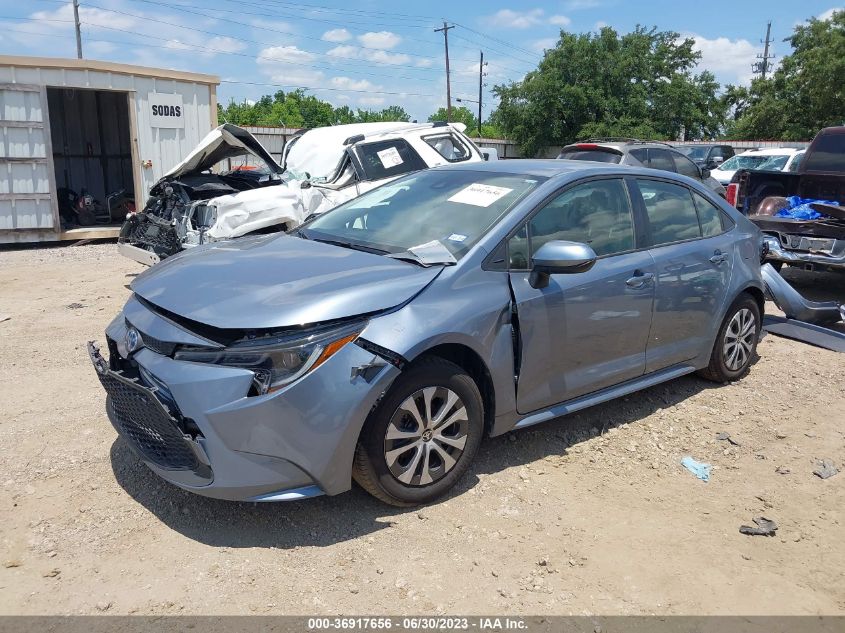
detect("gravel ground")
[0,242,843,615]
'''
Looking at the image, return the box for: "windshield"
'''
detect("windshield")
[302,169,544,262]
[677,146,709,160]
[756,155,790,171]
[718,154,775,171]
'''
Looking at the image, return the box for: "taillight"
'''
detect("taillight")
[726,183,738,207]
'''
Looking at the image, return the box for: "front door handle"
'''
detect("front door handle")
[710,251,728,264]
[625,271,655,288]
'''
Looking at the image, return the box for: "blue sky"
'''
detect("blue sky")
[0,1,841,122]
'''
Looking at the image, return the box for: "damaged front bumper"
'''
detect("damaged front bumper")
[89,308,400,501]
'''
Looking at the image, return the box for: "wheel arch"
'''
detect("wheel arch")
[413,343,497,436]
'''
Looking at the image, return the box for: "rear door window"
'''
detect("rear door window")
[637,179,702,245]
[671,151,702,180]
[691,190,726,237]
[353,139,428,181]
[647,149,677,173]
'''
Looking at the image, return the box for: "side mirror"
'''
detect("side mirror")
[701,167,711,179]
[529,240,597,289]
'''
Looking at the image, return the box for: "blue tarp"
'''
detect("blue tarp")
[774,196,840,220]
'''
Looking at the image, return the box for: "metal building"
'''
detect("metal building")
[0,55,219,243]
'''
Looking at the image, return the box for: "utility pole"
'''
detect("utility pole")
[752,21,775,80]
[72,0,83,59]
[477,50,487,137]
[434,21,454,121]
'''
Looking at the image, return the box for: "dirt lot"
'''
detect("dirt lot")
[0,243,843,615]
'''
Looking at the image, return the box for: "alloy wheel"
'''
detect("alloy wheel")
[723,308,756,371]
[383,386,468,486]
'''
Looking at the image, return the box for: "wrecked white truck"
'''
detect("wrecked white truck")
[118,121,487,265]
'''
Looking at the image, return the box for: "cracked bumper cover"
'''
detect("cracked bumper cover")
[94,316,401,501]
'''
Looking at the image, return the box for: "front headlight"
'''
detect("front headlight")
[174,321,364,394]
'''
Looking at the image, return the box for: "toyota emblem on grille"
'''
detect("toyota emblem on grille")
[125,327,143,353]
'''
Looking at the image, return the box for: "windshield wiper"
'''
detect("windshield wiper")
[310,237,390,255]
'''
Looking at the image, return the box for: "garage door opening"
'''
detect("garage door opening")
[47,87,135,231]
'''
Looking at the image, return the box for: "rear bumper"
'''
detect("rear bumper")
[91,313,401,501]
[762,234,845,271]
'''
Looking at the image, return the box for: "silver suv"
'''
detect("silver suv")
[558,139,727,197]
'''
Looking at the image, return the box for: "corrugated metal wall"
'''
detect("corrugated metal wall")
[0,62,215,240]
[0,84,55,231]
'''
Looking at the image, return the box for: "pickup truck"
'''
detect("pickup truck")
[732,126,845,272]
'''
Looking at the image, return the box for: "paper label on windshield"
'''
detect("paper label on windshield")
[448,183,513,207]
[376,147,404,168]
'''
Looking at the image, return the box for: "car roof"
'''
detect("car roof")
[562,140,675,152]
[434,158,649,179]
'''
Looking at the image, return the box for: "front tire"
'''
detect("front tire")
[352,357,484,506]
[698,295,761,382]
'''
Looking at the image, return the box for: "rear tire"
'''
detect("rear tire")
[352,357,484,506]
[698,295,761,382]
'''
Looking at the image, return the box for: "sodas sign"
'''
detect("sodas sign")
[149,93,184,128]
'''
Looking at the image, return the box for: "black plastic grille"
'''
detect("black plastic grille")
[97,371,198,471]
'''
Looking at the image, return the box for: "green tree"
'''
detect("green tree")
[489,26,725,156]
[727,10,845,140]
[217,92,411,128]
[428,106,478,131]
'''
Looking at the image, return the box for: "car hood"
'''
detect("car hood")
[712,168,736,184]
[164,123,283,178]
[130,234,443,329]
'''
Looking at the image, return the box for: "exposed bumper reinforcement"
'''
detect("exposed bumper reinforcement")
[762,235,845,271]
[118,242,161,267]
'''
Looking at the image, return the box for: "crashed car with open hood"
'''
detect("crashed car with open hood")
[118,121,487,265]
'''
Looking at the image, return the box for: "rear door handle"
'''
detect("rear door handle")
[709,252,728,264]
[625,271,655,288]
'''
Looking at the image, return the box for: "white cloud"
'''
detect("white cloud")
[327,44,410,65]
[359,96,386,106]
[688,34,761,85]
[549,15,572,26]
[484,8,570,29]
[322,28,351,42]
[818,7,842,20]
[415,58,434,68]
[206,36,247,54]
[357,31,401,50]
[331,76,380,92]
[595,20,609,30]
[265,70,326,91]
[257,45,316,66]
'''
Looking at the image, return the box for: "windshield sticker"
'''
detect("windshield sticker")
[376,147,404,168]
[447,233,467,242]
[448,183,513,207]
